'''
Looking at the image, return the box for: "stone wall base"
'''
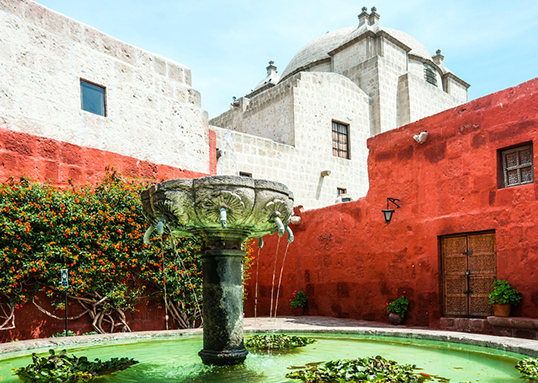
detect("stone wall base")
[439,317,494,335]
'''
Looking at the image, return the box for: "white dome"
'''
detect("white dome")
[280,24,434,81]
[280,27,355,80]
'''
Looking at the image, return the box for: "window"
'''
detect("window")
[501,144,533,188]
[80,79,106,116]
[332,121,349,159]
[239,172,252,178]
[337,187,347,195]
[423,63,437,87]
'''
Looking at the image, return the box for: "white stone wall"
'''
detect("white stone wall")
[332,39,370,74]
[446,77,468,102]
[213,72,371,209]
[405,73,464,123]
[0,0,210,173]
[210,84,295,146]
[382,38,407,67]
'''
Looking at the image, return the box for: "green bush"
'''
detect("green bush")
[489,280,521,305]
[386,296,409,317]
[289,291,307,308]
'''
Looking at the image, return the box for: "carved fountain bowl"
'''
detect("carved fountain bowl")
[140,175,294,247]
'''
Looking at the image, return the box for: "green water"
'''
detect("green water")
[0,333,524,382]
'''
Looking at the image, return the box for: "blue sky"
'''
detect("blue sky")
[38,0,538,119]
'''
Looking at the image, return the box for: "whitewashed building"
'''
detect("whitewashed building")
[210,7,469,209]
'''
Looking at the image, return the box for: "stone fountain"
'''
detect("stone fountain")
[140,175,294,365]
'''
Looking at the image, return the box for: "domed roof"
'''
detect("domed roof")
[280,27,355,80]
[280,22,434,81]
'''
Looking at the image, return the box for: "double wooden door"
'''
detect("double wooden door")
[440,231,496,317]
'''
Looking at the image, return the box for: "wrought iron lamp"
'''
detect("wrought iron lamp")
[382,198,400,224]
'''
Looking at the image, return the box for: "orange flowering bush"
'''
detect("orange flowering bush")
[0,168,202,333]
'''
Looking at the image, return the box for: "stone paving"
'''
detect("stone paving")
[2,316,538,359]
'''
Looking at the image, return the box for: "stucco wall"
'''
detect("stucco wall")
[0,0,210,173]
[245,78,538,328]
[0,124,215,186]
[213,72,371,209]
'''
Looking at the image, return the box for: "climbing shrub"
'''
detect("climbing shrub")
[0,168,203,333]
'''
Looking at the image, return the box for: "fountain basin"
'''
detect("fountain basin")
[0,323,531,382]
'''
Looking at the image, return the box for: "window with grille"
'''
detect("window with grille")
[423,63,437,87]
[332,121,349,159]
[80,79,106,116]
[501,144,534,188]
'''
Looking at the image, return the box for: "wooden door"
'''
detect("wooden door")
[441,232,496,317]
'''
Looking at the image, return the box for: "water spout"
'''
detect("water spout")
[143,224,155,245]
[285,225,294,243]
[220,207,227,228]
[156,215,167,235]
[273,216,285,237]
[257,237,264,248]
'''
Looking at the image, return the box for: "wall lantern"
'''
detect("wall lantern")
[382,198,401,224]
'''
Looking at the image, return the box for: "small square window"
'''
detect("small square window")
[239,172,252,178]
[80,79,106,116]
[337,187,347,196]
[500,144,533,188]
[332,121,349,159]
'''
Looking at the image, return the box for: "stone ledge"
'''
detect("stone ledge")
[487,316,538,330]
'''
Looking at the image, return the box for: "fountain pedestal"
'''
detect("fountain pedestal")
[198,249,247,365]
[140,176,294,366]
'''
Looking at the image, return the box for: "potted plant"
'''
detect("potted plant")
[289,290,307,316]
[489,279,521,317]
[386,294,409,325]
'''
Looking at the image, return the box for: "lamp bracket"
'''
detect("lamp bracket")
[386,198,401,209]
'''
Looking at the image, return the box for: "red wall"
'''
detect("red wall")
[0,125,217,185]
[245,78,538,328]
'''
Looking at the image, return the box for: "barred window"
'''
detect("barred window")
[501,144,533,188]
[80,79,106,116]
[424,63,437,87]
[332,121,349,159]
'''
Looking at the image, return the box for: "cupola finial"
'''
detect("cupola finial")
[369,6,380,26]
[432,49,444,66]
[358,6,370,27]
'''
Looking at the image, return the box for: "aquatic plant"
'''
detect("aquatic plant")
[516,357,538,381]
[245,334,316,349]
[286,356,419,382]
[13,349,137,382]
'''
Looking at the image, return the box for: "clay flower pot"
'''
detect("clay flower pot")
[292,307,304,316]
[493,303,511,317]
[388,313,404,325]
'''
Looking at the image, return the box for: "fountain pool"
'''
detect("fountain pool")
[0,331,526,382]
